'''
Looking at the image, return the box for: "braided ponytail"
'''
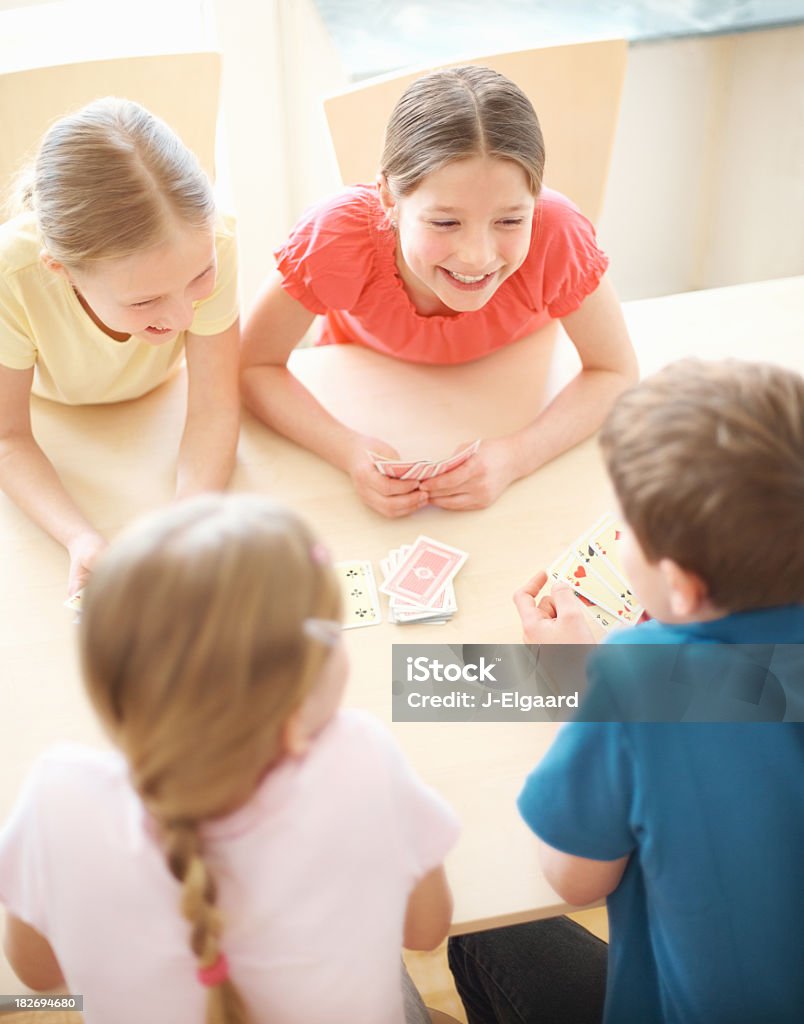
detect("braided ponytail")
[164,821,250,1024]
[80,495,341,1016]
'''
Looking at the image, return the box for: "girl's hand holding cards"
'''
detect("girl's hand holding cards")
[421,437,517,511]
[513,570,596,645]
[347,434,427,518]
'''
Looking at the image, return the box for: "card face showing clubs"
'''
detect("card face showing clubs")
[379,536,468,606]
[333,560,382,629]
[368,440,480,481]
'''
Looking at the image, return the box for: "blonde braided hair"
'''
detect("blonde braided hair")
[80,495,342,1021]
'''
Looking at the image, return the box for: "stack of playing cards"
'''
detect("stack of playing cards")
[368,440,480,481]
[380,536,468,625]
[547,513,646,631]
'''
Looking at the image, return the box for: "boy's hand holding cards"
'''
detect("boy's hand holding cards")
[368,440,480,481]
[547,513,645,631]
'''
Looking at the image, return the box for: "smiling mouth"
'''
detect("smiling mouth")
[145,326,174,335]
[440,267,497,290]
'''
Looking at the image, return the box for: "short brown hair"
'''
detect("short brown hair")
[381,65,545,198]
[600,358,804,612]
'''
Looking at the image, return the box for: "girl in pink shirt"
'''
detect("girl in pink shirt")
[242,65,637,517]
[0,495,458,1024]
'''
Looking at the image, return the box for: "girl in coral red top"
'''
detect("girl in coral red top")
[242,66,637,517]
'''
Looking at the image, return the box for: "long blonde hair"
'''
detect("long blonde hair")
[80,495,342,1023]
[381,65,545,198]
[18,97,215,270]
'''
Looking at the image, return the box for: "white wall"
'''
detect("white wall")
[212,0,348,309]
[599,24,804,299]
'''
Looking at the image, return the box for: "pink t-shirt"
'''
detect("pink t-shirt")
[275,185,609,365]
[0,711,459,1024]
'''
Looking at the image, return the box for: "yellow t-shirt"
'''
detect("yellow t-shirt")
[0,211,238,405]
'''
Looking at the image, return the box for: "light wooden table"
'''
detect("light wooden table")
[1,276,802,991]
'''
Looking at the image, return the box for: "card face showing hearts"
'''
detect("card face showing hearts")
[571,534,640,612]
[333,560,382,629]
[559,554,642,626]
[379,536,468,606]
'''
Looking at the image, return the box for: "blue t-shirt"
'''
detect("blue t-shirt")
[518,606,804,1024]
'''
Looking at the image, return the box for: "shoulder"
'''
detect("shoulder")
[0,212,42,279]
[213,211,237,253]
[290,185,380,234]
[524,188,610,318]
[21,744,127,801]
[532,187,599,246]
[604,619,686,645]
[274,186,382,312]
[0,744,129,849]
[320,708,400,761]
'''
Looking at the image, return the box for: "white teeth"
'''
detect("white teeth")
[446,269,490,284]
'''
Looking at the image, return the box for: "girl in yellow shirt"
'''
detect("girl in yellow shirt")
[0,98,240,594]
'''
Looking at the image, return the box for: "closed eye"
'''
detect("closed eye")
[429,220,459,229]
[498,218,525,227]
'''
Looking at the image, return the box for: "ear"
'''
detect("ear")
[40,250,71,281]
[658,558,710,618]
[376,174,397,220]
[279,706,312,759]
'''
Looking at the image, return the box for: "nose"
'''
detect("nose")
[164,296,195,331]
[455,227,495,271]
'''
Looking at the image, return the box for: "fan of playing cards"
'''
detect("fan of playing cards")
[547,512,646,631]
[368,440,480,481]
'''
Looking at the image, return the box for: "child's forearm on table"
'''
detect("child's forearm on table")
[507,366,634,480]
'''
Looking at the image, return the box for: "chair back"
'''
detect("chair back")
[324,41,627,221]
[0,52,221,199]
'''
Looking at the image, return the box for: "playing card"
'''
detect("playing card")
[64,589,84,613]
[380,536,468,606]
[550,549,642,626]
[368,440,480,481]
[334,560,382,629]
[430,439,481,476]
[571,531,639,613]
[588,513,628,580]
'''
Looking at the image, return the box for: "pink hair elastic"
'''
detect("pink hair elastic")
[197,952,229,988]
[310,542,330,565]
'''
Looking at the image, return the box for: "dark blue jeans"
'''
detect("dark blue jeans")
[448,917,607,1024]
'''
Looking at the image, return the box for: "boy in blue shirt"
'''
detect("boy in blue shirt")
[449,359,804,1024]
